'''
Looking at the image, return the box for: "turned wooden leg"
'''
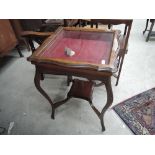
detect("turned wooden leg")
[100,77,113,131]
[23,38,31,51]
[34,67,55,118]
[16,45,24,57]
[146,20,155,42]
[143,19,149,34]
[28,38,35,52]
[124,25,128,36]
[96,23,98,28]
[115,53,125,86]
[67,75,72,86]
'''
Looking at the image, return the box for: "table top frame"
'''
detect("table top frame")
[28,27,120,72]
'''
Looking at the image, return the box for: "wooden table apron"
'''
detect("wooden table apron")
[33,62,113,131]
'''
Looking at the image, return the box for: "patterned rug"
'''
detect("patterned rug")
[113,88,155,135]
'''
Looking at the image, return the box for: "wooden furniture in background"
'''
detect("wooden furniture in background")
[10,19,54,53]
[11,19,79,81]
[143,19,155,42]
[0,19,22,57]
[68,19,133,86]
[10,20,31,52]
[10,19,79,53]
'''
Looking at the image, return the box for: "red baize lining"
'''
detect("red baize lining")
[40,31,113,65]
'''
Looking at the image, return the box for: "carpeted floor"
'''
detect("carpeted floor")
[113,88,155,135]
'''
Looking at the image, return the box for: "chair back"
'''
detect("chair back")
[90,19,133,86]
[19,19,43,31]
[90,19,133,53]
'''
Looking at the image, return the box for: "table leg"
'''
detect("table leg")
[146,20,155,42]
[16,45,24,57]
[41,73,44,80]
[143,19,149,34]
[67,75,72,86]
[115,53,125,86]
[28,38,35,52]
[34,68,55,119]
[34,70,113,131]
[100,77,113,131]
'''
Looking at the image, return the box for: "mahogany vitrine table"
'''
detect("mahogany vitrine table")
[28,27,121,131]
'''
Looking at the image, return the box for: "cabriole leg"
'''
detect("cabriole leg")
[100,77,113,131]
[34,68,55,118]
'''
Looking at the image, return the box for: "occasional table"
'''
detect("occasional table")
[28,27,124,131]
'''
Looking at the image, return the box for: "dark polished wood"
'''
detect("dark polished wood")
[0,20,17,57]
[68,79,94,101]
[67,75,73,86]
[143,19,155,42]
[16,45,24,57]
[33,62,113,131]
[34,67,55,118]
[68,19,132,86]
[11,19,79,53]
[143,19,149,35]
[28,26,126,131]
[10,19,31,52]
[68,79,113,131]
[10,20,55,53]
[89,19,133,85]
